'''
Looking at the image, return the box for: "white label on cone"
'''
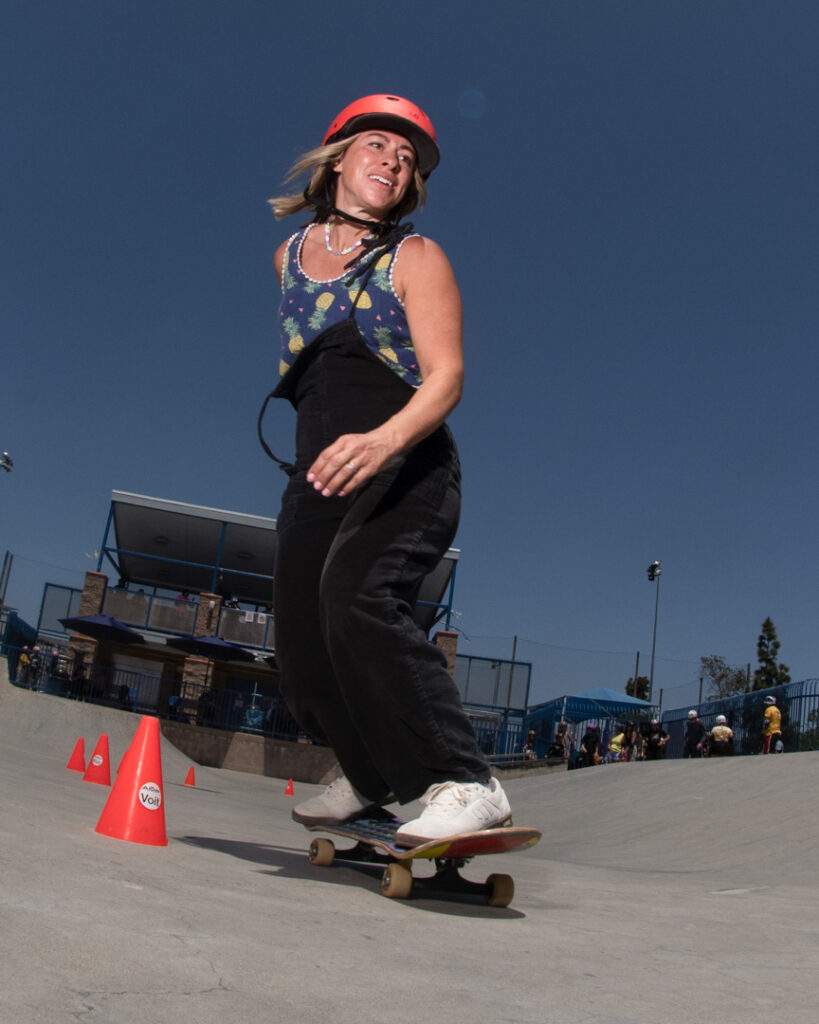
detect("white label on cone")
[92,754,104,767]
[138,782,162,810]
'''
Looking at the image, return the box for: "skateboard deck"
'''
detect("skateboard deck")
[305,809,541,906]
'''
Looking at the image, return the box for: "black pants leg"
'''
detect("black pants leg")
[274,438,489,805]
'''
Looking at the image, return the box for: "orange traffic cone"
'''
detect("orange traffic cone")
[66,738,85,772]
[184,766,196,787]
[95,716,168,847]
[82,734,111,786]
[284,778,294,796]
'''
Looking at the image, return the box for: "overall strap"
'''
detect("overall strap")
[343,222,414,319]
[257,391,296,475]
[258,223,414,474]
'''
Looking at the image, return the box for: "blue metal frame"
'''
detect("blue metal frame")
[96,496,458,625]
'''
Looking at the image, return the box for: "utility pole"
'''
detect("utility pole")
[506,635,518,707]
[646,560,662,704]
[0,551,11,606]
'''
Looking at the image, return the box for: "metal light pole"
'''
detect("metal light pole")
[647,560,662,704]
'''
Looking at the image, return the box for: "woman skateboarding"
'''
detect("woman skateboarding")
[264,94,511,845]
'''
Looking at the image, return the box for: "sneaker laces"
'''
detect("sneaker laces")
[420,781,481,811]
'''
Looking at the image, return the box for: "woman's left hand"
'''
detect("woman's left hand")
[307,430,396,497]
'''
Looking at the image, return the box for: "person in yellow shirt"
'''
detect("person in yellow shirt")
[708,715,733,757]
[761,696,782,754]
[607,730,626,762]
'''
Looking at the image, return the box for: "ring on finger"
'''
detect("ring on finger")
[345,461,357,473]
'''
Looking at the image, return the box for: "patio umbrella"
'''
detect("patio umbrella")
[59,613,146,644]
[165,634,258,663]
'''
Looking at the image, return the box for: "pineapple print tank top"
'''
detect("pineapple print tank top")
[278,225,422,387]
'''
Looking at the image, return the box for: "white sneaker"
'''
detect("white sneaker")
[394,778,512,847]
[291,775,378,825]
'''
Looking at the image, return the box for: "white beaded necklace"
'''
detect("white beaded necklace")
[324,219,372,257]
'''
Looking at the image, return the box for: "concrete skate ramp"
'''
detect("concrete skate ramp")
[1,656,816,1023]
[0,662,195,780]
[2,659,815,886]
[508,752,819,888]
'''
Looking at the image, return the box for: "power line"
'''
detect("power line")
[464,632,700,665]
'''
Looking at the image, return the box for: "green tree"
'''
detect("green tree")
[700,655,749,700]
[752,617,791,690]
[625,675,650,701]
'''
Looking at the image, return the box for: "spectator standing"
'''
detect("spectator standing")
[644,720,669,760]
[624,722,644,761]
[554,721,574,762]
[683,710,706,758]
[28,647,42,691]
[709,715,734,756]
[16,647,31,686]
[607,729,626,762]
[761,696,783,754]
[580,724,602,767]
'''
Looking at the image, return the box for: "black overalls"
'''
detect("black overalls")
[270,250,490,805]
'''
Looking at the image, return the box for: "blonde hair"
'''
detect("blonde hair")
[268,134,427,222]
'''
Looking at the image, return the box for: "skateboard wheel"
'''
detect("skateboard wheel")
[485,873,514,907]
[381,862,413,899]
[309,838,335,866]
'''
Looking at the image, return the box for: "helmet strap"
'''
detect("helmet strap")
[302,186,407,233]
[301,187,414,270]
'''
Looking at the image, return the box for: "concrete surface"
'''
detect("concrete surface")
[1,661,817,1023]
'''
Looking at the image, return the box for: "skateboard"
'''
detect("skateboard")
[305,809,541,906]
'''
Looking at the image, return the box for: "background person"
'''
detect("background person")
[607,728,626,762]
[265,94,510,845]
[683,709,706,758]
[580,723,602,766]
[554,721,574,761]
[709,715,733,756]
[643,720,669,760]
[761,696,782,754]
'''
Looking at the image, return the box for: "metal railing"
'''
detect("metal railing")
[462,702,526,760]
[3,645,302,743]
[39,583,277,649]
[663,679,819,758]
[453,653,532,711]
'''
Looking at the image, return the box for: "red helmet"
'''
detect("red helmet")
[323,94,440,178]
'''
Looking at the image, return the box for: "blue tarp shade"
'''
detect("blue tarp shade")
[527,687,655,725]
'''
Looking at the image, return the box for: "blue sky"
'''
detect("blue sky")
[2,1,818,710]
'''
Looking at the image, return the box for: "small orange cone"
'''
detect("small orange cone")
[184,766,196,787]
[95,716,168,847]
[82,734,111,786]
[66,738,85,772]
[284,778,294,796]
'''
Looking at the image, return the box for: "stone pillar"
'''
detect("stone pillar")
[434,630,459,677]
[180,655,214,722]
[67,636,98,672]
[182,655,213,689]
[158,657,183,718]
[65,636,99,700]
[194,593,222,637]
[78,571,108,616]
